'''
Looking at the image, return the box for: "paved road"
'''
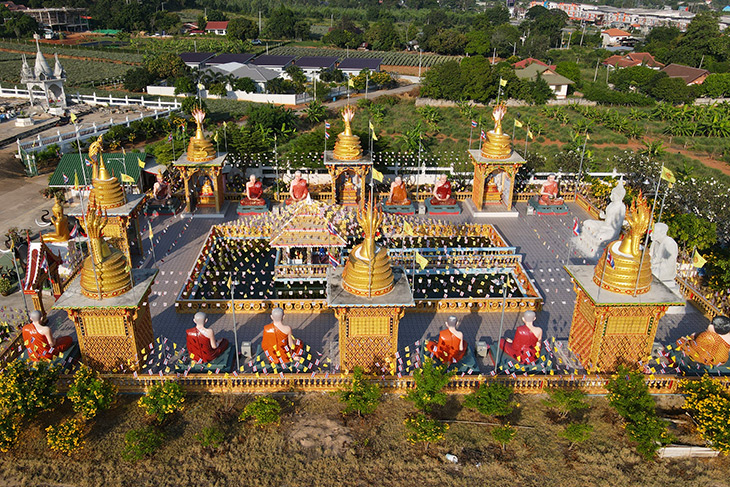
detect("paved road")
[323,83,419,110]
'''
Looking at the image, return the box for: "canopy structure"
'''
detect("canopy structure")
[49,152,147,187]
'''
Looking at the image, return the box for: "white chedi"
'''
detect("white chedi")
[573,180,627,259]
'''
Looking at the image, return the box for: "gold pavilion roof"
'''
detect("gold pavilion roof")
[269,201,347,248]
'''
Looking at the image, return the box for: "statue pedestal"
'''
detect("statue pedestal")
[565,265,684,372]
[463,198,519,218]
[528,196,569,216]
[327,267,414,372]
[381,198,416,216]
[425,199,461,215]
[236,200,268,216]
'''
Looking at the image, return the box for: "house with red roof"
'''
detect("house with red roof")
[603,52,664,70]
[660,64,710,85]
[601,28,631,47]
[511,58,557,71]
[205,21,229,36]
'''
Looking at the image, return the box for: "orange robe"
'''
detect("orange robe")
[430,181,456,205]
[683,331,730,366]
[22,323,73,361]
[388,182,411,205]
[241,180,264,205]
[261,323,302,364]
[426,329,465,364]
[186,327,229,363]
[286,179,309,204]
[499,325,539,364]
[539,180,563,205]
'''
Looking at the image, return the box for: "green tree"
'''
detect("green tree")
[174,76,195,95]
[648,74,695,105]
[144,52,188,80]
[405,357,454,413]
[227,17,257,41]
[152,11,180,34]
[266,6,308,39]
[465,30,491,56]
[491,424,517,451]
[304,100,327,124]
[124,67,155,92]
[233,77,257,93]
[0,7,38,38]
[464,382,515,418]
[180,97,207,116]
[404,413,448,450]
[460,55,496,103]
[337,367,381,416]
[66,365,117,421]
[247,103,297,139]
[239,397,281,426]
[559,423,593,450]
[555,61,581,88]
[285,65,307,91]
[664,213,717,252]
[322,29,363,49]
[530,74,555,104]
[542,388,590,421]
[366,20,400,51]
[421,60,464,101]
[483,5,510,26]
[426,29,468,55]
[0,360,60,421]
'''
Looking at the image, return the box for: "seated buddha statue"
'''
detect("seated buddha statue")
[22,310,73,361]
[285,171,309,205]
[186,312,229,363]
[499,310,543,364]
[200,178,214,196]
[538,174,563,206]
[240,174,265,206]
[44,197,70,243]
[485,173,502,203]
[430,174,456,206]
[681,315,730,366]
[426,316,465,365]
[261,307,302,365]
[152,171,171,201]
[387,176,411,206]
[574,181,627,259]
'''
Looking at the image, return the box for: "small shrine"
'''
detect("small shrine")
[467,103,524,216]
[324,106,372,207]
[566,194,684,371]
[21,35,67,111]
[173,108,227,216]
[67,136,145,266]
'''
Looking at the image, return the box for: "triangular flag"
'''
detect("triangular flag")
[415,251,429,270]
[660,166,676,184]
[372,167,383,182]
[137,157,145,169]
[692,249,707,268]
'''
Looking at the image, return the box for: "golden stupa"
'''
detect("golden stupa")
[87,136,127,210]
[333,105,363,161]
[79,203,133,299]
[480,102,512,160]
[187,108,216,162]
[593,192,653,295]
[342,202,394,297]
[44,196,70,243]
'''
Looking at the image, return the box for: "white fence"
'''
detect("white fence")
[146,85,312,105]
[0,84,181,110]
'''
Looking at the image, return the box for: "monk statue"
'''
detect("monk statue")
[261,307,302,364]
[538,174,564,206]
[44,197,70,243]
[499,310,543,364]
[240,174,265,206]
[22,310,73,361]
[285,171,309,205]
[152,170,171,201]
[574,180,626,259]
[650,222,679,282]
[387,176,411,205]
[426,316,465,365]
[430,174,456,206]
[186,311,229,363]
[200,177,214,196]
[681,315,730,366]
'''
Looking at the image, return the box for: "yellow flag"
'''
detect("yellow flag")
[415,251,429,270]
[148,221,154,241]
[403,220,415,236]
[74,171,79,191]
[514,119,523,128]
[70,112,77,124]
[527,130,534,140]
[660,166,676,184]
[213,131,219,143]
[137,157,145,169]
[120,173,135,183]
[347,77,355,88]
[500,78,507,87]
[692,249,707,268]
[372,167,383,182]
[369,121,378,141]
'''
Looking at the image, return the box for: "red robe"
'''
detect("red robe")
[286,178,309,204]
[388,182,411,205]
[426,329,465,364]
[261,323,302,364]
[241,180,264,205]
[22,323,73,361]
[430,181,456,205]
[538,180,563,205]
[186,327,229,363]
[499,325,539,364]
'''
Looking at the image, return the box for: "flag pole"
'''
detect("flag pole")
[657,183,671,223]
[148,221,157,266]
[576,133,589,196]
[469,123,473,151]
[633,165,663,297]
[230,275,240,372]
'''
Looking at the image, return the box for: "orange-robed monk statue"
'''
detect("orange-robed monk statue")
[499,310,543,364]
[682,315,730,366]
[22,310,73,361]
[186,312,229,363]
[387,176,411,205]
[538,174,564,206]
[240,174,265,206]
[261,307,303,364]
[430,174,456,206]
[285,171,309,205]
[426,315,465,365]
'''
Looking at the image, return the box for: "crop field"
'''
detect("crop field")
[0,39,143,64]
[0,52,131,88]
[269,45,459,67]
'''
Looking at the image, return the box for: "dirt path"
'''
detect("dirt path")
[0,48,141,66]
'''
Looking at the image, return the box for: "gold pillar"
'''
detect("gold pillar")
[180,167,196,213]
[472,163,487,211]
[334,306,404,372]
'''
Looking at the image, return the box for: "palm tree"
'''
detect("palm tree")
[396,122,424,153]
[639,140,665,160]
[675,160,695,182]
[416,105,441,133]
[305,101,326,124]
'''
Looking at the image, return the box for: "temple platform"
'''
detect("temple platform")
[188,201,229,219]
[176,345,235,374]
[236,201,269,216]
[528,197,569,216]
[381,199,416,216]
[463,198,519,218]
[425,200,461,216]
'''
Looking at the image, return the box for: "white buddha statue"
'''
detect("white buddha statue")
[650,222,679,282]
[573,180,627,259]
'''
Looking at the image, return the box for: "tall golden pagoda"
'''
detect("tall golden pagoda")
[187,108,216,162]
[80,203,132,299]
[88,136,126,210]
[480,102,512,160]
[332,105,363,161]
[342,202,394,297]
[593,192,653,295]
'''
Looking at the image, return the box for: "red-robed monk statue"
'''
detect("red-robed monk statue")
[426,315,465,365]
[285,171,309,205]
[22,310,73,361]
[499,310,543,364]
[538,174,564,206]
[261,307,303,364]
[387,176,411,205]
[186,311,229,363]
[430,174,456,206]
[240,174,265,206]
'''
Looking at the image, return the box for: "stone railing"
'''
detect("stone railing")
[575,193,602,219]
[676,275,723,321]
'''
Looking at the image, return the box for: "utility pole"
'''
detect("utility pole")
[593,59,599,82]
[258,11,262,36]
[580,23,586,46]
[418,49,422,78]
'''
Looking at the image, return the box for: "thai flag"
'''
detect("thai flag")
[168,133,173,142]
[328,252,339,268]
[325,121,331,129]
[85,158,92,166]
[572,217,580,236]
[325,131,330,139]
[62,173,69,184]
[606,250,615,269]
[327,222,339,236]
[471,120,477,128]
[69,222,79,238]
[480,130,486,140]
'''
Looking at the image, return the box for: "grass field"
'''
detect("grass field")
[0,51,132,88]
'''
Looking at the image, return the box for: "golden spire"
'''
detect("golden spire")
[480,102,512,160]
[79,203,132,298]
[333,105,363,161]
[593,192,653,295]
[87,136,127,210]
[341,202,394,297]
[186,108,216,162]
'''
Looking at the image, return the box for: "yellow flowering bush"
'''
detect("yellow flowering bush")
[67,365,118,421]
[0,359,59,420]
[404,413,448,447]
[239,397,281,426]
[46,419,85,456]
[681,376,730,454]
[138,382,185,423]
[0,413,19,453]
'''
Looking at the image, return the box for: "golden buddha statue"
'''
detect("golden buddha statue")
[484,174,502,203]
[593,192,653,295]
[333,105,363,161]
[79,203,132,299]
[342,202,394,297]
[187,108,216,163]
[44,197,70,242]
[480,103,512,160]
[87,136,126,210]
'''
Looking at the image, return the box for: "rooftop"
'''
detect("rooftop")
[514,64,574,85]
[295,56,338,69]
[661,63,710,84]
[206,53,255,65]
[205,21,229,30]
[337,58,382,70]
[179,52,216,64]
[602,28,631,36]
[252,55,296,67]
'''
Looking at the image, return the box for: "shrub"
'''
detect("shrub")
[0,277,13,295]
[464,382,515,418]
[681,376,730,454]
[542,388,590,421]
[0,360,60,421]
[404,413,448,449]
[67,364,117,421]
[195,426,225,449]
[239,397,281,426]
[138,382,185,423]
[338,367,381,417]
[0,413,19,453]
[405,357,454,413]
[491,424,517,451]
[122,426,165,462]
[559,423,593,450]
[46,419,85,456]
